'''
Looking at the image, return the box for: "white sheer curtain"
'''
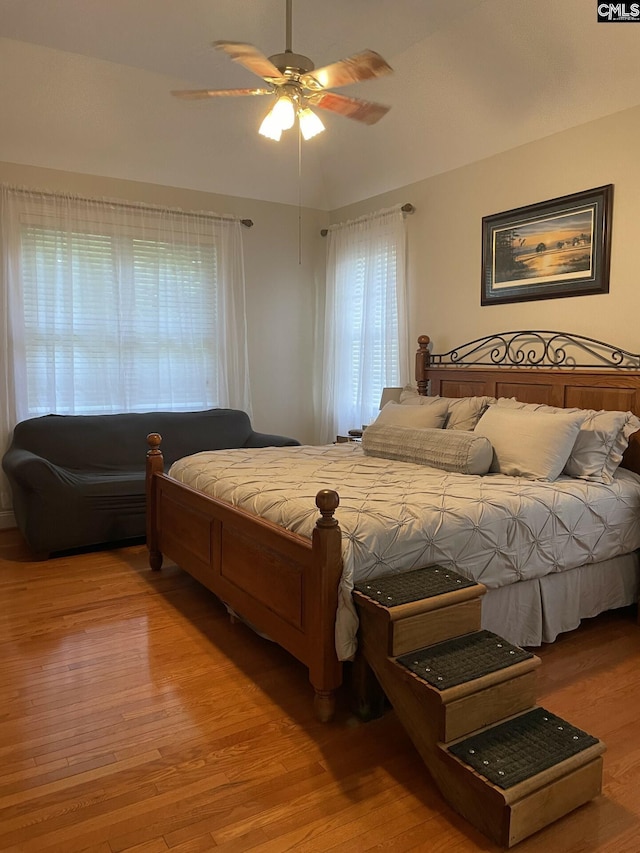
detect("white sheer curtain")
[0,185,251,512]
[319,205,409,443]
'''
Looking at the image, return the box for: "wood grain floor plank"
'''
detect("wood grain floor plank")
[165,834,221,852]
[112,762,330,852]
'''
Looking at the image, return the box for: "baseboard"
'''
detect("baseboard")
[0,510,17,530]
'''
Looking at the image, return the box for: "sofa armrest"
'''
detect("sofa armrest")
[244,431,301,448]
[2,447,62,490]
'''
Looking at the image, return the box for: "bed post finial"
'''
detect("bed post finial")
[416,335,431,396]
[315,489,340,527]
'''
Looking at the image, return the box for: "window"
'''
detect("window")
[3,188,250,417]
[21,224,221,413]
[320,206,409,441]
[344,242,402,413]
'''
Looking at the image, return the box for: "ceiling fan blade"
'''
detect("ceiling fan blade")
[171,87,273,99]
[301,49,392,91]
[309,91,390,125]
[213,41,283,82]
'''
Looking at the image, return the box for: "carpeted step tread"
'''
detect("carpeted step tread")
[354,565,477,607]
[396,629,534,691]
[448,707,599,789]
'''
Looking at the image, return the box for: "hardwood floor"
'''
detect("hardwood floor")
[1,527,640,852]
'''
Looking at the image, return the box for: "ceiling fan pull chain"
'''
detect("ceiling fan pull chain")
[298,125,302,265]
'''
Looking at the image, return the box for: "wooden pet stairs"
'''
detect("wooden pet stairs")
[352,566,605,848]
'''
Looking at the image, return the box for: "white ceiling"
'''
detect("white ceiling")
[0,0,639,210]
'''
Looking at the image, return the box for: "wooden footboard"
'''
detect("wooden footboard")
[145,434,343,722]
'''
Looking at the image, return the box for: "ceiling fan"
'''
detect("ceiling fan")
[170,0,393,141]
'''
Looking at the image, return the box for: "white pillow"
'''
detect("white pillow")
[362,424,493,474]
[565,410,640,482]
[496,398,640,483]
[399,390,496,431]
[373,399,449,429]
[445,396,496,431]
[474,406,586,480]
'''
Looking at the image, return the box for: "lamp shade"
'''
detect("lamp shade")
[258,108,283,140]
[379,387,403,409]
[271,95,295,130]
[298,107,325,140]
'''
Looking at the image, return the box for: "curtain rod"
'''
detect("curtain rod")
[3,184,253,228]
[320,202,415,236]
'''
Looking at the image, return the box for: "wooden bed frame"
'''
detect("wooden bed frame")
[146,331,640,721]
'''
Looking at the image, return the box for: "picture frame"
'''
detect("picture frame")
[481,185,613,306]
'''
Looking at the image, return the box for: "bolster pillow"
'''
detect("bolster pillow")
[362,423,493,475]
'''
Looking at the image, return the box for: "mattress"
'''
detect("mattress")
[168,442,640,659]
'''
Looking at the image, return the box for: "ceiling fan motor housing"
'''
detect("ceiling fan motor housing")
[268,51,315,77]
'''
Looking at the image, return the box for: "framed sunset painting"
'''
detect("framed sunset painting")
[481,185,613,306]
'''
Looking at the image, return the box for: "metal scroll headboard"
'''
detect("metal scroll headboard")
[417,331,640,371]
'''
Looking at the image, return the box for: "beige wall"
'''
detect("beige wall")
[0,160,327,445]
[331,104,640,359]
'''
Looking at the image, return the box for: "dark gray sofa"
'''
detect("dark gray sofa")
[2,409,300,557]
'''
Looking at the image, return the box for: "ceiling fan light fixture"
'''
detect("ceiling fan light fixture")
[298,107,325,140]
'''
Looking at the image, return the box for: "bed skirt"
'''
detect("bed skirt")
[481,551,640,647]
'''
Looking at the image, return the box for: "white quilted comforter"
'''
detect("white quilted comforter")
[168,442,640,659]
